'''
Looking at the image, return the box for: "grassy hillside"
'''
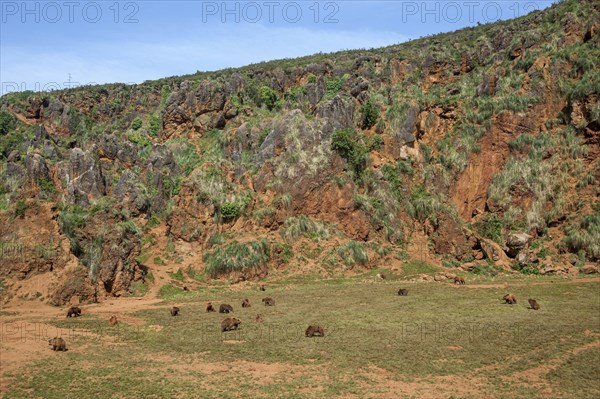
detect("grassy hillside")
[0,0,598,304]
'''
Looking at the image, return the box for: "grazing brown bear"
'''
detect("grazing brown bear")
[48,337,67,351]
[221,317,242,332]
[171,306,180,316]
[503,294,517,304]
[109,315,118,326]
[398,288,408,296]
[242,299,251,308]
[376,273,386,280]
[66,306,81,318]
[528,299,540,310]
[262,297,275,306]
[219,304,234,313]
[260,285,266,291]
[305,325,325,337]
[255,314,264,323]
[206,302,215,313]
[454,276,465,285]
[183,286,189,291]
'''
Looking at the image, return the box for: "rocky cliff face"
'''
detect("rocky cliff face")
[0,0,598,304]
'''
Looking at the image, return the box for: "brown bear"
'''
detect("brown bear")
[262,297,275,306]
[221,317,242,332]
[398,288,408,296]
[528,299,540,310]
[503,294,517,304]
[255,314,264,323]
[260,285,266,291]
[242,299,251,308]
[454,276,465,285]
[48,337,67,351]
[305,325,325,337]
[171,306,180,316]
[109,315,118,326]
[219,304,234,313]
[66,306,81,318]
[206,302,215,312]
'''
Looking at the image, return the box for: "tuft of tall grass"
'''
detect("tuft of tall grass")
[337,240,369,268]
[279,216,330,242]
[203,239,270,277]
[562,212,600,260]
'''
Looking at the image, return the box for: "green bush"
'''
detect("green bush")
[381,164,403,202]
[203,239,270,277]
[131,117,143,130]
[127,131,152,146]
[475,214,504,244]
[220,202,241,221]
[0,111,16,135]
[368,135,384,151]
[325,75,347,97]
[360,99,379,129]
[148,114,161,136]
[331,128,368,178]
[259,86,279,110]
[38,178,56,194]
[14,200,27,218]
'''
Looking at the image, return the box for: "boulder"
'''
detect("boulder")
[25,153,50,184]
[315,95,355,132]
[506,233,533,258]
[580,264,599,274]
[114,170,150,216]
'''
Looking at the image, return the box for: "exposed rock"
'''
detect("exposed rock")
[59,148,106,206]
[580,264,599,274]
[148,144,177,170]
[306,77,326,108]
[432,216,473,260]
[162,79,228,137]
[6,150,20,163]
[114,170,150,216]
[116,142,139,166]
[350,79,369,97]
[479,237,510,267]
[316,95,355,132]
[516,250,539,265]
[3,162,25,192]
[395,105,419,144]
[506,233,534,258]
[25,153,51,185]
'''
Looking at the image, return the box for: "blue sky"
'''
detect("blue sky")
[1,1,556,94]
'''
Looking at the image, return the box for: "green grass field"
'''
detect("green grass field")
[3,276,600,399]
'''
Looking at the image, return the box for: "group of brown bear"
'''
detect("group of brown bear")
[49,279,541,351]
[169,285,326,337]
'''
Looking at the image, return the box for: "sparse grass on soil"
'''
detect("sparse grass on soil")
[2,276,600,399]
